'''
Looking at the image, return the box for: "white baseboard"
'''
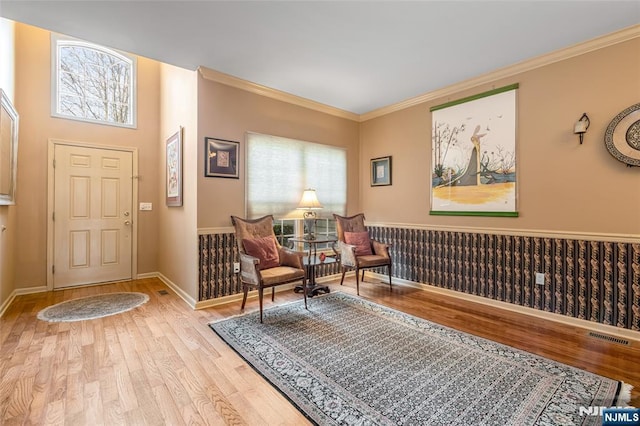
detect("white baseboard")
[195,283,297,309]
[155,272,197,309]
[15,285,48,295]
[0,290,16,317]
[366,272,640,344]
[0,285,48,318]
[136,272,159,279]
[194,273,342,310]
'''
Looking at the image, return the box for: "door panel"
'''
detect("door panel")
[54,144,133,288]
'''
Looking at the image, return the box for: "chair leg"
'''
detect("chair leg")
[241,284,249,310]
[302,277,308,310]
[258,287,264,323]
[361,270,365,282]
[355,267,360,296]
[388,264,392,291]
[340,267,346,286]
[271,287,275,302]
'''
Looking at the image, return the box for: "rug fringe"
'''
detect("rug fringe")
[618,382,633,406]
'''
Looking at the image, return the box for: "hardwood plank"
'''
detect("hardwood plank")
[102,399,126,425]
[113,364,139,413]
[129,369,165,425]
[25,349,54,425]
[162,323,244,423]
[43,399,65,426]
[3,375,33,421]
[65,372,84,418]
[98,367,119,404]
[0,276,637,426]
[83,380,104,426]
[151,384,185,425]
[46,330,70,415]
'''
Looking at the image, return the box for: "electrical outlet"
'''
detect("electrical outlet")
[535,272,545,285]
[233,262,240,273]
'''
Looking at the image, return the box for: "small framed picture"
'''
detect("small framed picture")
[165,127,182,207]
[371,156,392,186]
[205,137,239,178]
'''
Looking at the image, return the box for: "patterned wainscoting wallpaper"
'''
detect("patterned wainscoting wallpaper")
[198,233,340,300]
[199,228,640,331]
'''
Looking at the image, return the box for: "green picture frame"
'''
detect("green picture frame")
[430,84,519,217]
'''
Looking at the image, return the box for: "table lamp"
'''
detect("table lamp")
[297,188,323,240]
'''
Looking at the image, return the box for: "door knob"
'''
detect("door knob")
[124,220,131,225]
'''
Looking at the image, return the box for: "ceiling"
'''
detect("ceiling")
[1,1,638,115]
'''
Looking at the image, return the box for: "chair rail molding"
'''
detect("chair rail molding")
[364,221,640,244]
[198,226,235,235]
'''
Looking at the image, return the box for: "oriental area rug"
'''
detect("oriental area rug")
[210,292,630,426]
[37,292,149,322]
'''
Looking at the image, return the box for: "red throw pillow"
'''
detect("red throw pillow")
[344,231,373,256]
[242,237,280,269]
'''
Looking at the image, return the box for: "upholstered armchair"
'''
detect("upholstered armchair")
[231,215,308,322]
[333,213,392,295]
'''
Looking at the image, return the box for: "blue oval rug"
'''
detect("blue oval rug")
[37,292,149,322]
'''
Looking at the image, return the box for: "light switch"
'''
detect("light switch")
[139,202,152,211]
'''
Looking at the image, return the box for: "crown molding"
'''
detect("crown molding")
[198,66,360,122]
[198,25,639,123]
[360,24,640,122]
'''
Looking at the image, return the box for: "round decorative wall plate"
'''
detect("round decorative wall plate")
[604,103,640,166]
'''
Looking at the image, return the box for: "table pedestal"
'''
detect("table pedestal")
[288,236,338,298]
[294,255,334,297]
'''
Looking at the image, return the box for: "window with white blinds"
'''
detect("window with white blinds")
[246,133,347,219]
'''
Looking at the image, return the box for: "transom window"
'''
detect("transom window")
[52,34,136,128]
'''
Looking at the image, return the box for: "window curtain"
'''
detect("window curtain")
[246,133,347,219]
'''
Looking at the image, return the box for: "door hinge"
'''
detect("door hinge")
[52,265,55,274]
[52,212,55,221]
[53,159,56,168]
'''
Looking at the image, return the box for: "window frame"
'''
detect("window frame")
[273,218,299,248]
[51,33,137,129]
[273,218,338,253]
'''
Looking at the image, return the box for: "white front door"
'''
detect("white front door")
[53,144,133,288]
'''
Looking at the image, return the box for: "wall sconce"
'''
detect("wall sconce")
[297,188,323,240]
[574,113,590,144]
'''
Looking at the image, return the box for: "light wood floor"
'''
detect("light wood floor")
[1,276,638,425]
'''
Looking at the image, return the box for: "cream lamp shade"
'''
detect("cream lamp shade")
[297,189,323,239]
[297,189,323,210]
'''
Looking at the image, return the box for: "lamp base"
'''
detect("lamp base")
[303,211,317,240]
[304,218,316,240]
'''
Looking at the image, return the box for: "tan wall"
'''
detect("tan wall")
[196,76,361,228]
[360,38,640,236]
[13,23,161,288]
[0,18,17,308]
[158,64,199,301]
